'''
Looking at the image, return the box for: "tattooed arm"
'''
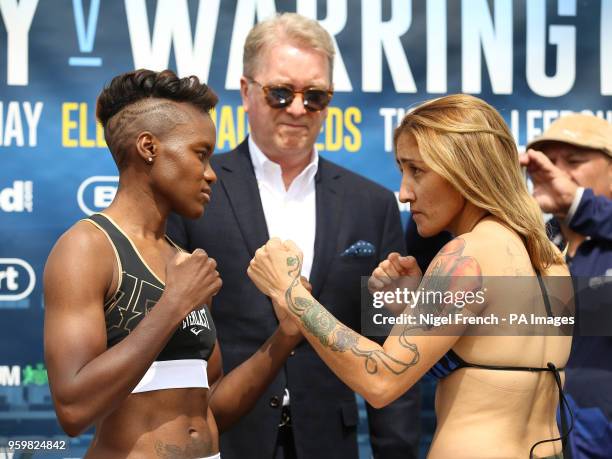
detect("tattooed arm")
[248,238,484,408]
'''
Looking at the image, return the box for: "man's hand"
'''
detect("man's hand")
[519,149,579,217]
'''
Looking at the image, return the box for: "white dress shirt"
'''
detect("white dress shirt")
[249,137,318,408]
[249,136,318,280]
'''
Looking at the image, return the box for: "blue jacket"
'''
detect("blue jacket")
[549,188,612,459]
[556,188,612,277]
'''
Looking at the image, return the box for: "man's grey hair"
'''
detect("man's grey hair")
[243,12,335,83]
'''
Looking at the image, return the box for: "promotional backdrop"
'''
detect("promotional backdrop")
[1,0,611,457]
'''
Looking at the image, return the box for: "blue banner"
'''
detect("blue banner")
[1,0,610,456]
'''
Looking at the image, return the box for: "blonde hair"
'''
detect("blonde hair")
[393,94,563,271]
[243,12,335,82]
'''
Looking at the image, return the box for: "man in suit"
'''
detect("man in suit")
[168,13,420,459]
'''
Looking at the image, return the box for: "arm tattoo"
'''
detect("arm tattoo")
[284,256,419,375]
[283,238,482,376]
[404,238,483,334]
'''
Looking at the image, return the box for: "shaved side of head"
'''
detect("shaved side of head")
[96,69,218,170]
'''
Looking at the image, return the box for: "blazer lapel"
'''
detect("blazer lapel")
[217,140,270,257]
[310,159,344,298]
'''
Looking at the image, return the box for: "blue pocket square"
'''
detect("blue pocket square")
[341,240,376,258]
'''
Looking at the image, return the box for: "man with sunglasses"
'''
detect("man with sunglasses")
[168,12,421,459]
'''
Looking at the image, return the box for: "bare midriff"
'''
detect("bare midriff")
[85,388,218,459]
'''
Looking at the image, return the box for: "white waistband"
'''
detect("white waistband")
[197,454,220,459]
[132,359,209,393]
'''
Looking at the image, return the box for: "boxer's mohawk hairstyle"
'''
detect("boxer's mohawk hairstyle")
[96,69,218,169]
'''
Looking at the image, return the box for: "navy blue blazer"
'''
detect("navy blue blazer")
[168,139,420,459]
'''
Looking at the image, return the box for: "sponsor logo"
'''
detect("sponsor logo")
[69,0,103,67]
[0,181,33,212]
[0,366,20,386]
[183,307,211,337]
[0,363,48,387]
[0,259,36,301]
[77,176,118,215]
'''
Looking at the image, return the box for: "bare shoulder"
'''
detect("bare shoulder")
[459,220,534,275]
[44,220,115,396]
[44,219,116,307]
[425,220,533,276]
[425,237,483,277]
[45,219,114,273]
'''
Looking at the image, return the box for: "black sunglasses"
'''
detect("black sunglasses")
[249,79,333,112]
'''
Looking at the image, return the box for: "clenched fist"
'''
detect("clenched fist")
[368,252,421,314]
[368,252,422,292]
[164,248,222,317]
[248,238,303,303]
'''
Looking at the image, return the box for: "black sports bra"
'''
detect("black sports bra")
[86,213,217,362]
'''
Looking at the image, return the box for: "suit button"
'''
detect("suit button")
[290,350,295,356]
[269,396,280,408]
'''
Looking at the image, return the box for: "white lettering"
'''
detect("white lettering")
[93,186,116,208]
[510,109,520,145]
[4,101,23,146]
[380,107,408,152]
[0,259,35,301]
[0,266,19,290]
[526,110,543,143]
[461,0,512,94]
[602,0,612,94]
[297,0,351,90]
[373,313,417,325]
[0,0,38,85]
[526,0,576,97]
[0,181,33,212]
[126,0,220,81]
[362,0,415,93]
[0,365,20,386]
[0,102,44,147]
[380,107,397,152]
[427,0,447,93]
[77,176,119,215]
[225,0,276,89]
[183,308,211,330]
[22,101,43,147]
[509,313,529,325]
